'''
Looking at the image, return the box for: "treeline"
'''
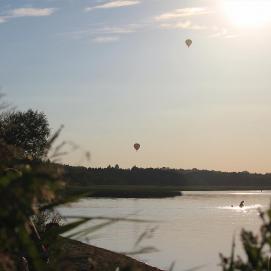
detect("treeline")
[63,165,271,189]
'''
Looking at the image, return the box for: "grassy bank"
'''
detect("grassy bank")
[67,185,182,198]
[66,184,270,199]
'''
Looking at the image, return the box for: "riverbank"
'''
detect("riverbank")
[67,185,182,198]
[49,237,164,271]
[66,184,271,199]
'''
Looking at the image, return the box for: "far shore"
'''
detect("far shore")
[66,185,271,198]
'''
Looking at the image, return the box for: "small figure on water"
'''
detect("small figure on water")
[239,201,245,208]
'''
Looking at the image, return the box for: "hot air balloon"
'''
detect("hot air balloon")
[134,143,140,151]
[185,39,192,48]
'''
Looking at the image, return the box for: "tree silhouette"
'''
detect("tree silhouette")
[0,110,50,159]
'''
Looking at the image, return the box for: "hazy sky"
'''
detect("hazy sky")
[1,0,271,172]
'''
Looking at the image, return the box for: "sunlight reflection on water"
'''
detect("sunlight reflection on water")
[218,204,263,212]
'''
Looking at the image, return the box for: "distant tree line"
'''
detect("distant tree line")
[63,165,271,188]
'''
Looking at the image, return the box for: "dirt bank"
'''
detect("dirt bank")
[49,237,164,271]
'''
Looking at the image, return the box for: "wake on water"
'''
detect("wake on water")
[218,204,263,211]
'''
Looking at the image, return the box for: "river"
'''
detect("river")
[59,191,271,271]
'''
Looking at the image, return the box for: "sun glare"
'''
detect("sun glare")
[223,0,271,28]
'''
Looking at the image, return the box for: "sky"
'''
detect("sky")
[1,0,271,173]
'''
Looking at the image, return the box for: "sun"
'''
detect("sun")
[223,0,271,28]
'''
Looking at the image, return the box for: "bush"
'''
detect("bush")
[220,208,271,271]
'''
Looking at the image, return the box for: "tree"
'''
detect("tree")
[0,110,50,159]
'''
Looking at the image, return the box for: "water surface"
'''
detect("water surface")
[59,191,271,271]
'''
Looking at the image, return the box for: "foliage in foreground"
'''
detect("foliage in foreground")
[0,139,64,271]
[0,106,89,271]
[220,208,271,271]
